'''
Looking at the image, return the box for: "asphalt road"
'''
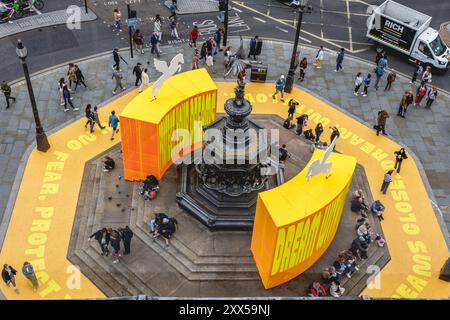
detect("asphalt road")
[0,0,448,90]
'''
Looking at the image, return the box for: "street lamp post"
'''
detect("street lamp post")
[284,0,308,93]
[16,40,50,152]
[222,0,229,47]
[84,0,88,14]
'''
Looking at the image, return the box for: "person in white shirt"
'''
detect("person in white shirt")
[354,72,363,96]
[206,54,215,74]
[314,46,324,68]
[139,69,150,93]
[154,14,162,41]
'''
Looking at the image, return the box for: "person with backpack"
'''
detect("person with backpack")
[272,75,286,102]
[22,262,39,292]
[119,226,134,255]
[414,82,427,107]
[313,46,324,69]
[362,73,371,97]
[384,70,396,91]
[132,29,145,54]
[425,86,438,109]
[353,72,363,96]
[335,48,345,72]
[375,110,389,136]
[374,64,385,90]
[287,98,299,118]
[189,25,199,48]
[1,80,15,109]
[298,57,307,81]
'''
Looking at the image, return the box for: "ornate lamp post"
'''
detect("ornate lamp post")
[84,0,88,14]
[284,0,308,93]
[16,40,50,152]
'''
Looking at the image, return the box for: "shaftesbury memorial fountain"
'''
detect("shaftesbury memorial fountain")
[176,84,283,230]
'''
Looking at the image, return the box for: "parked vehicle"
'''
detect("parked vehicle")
[3,0,44,19]
[366,0,449,70]
[0,2,15,23]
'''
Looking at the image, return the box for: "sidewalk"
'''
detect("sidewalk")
[0,6,97,39]
[164,0,220,15]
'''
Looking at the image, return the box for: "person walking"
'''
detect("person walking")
[112,67,126,95]
[109,110,120,141]
[375,110,389,136]
[353,72,363,96]
[84,104,94,132]
[2,264,19,293]
[112,48,126,71]
[397,91,411,118]
[414,82,427,107]
[272,75,286,102]
[67,63,77,89]
[74,65,87,91]
[410,61,423,84]
[132,29,145,54]
[206,37,215,56]
[132,62,142,87]
[62,83,78,112]
[394,148,408,174]
[335,48,345,72]
[22,262,39,292]
[88,228,110,256]
[374,64,385,90]
[384,70,396,91]
[315,122,324,142]
[421,66,432,83]
[298,57,307,81]
[168,1,177,20]
[110,230,122,264]
[375,49,384,66]
[287,98,299,118]
[169,16,180,40]
[150,32,161,58]
[1,80,15,109]
[113,8,122,31]
[57,78,66,106]
[139,68,150,93]
[380,169,394,194]
[213,28,223,54]
[362,73,371,97]
[192,49,200,70]
[330,126,340,149]
[248,36,258,60]
[119,226,134,255]
[93,106,105,129]
[425,86,438,109]
[189,25,199,48]
[314,46,324,68]
[206,53,216,74]
[154,14,162,41]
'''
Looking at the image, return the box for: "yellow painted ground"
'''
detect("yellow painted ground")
[0,82,449,299]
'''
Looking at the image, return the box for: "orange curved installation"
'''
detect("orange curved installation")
[251,150,357,289]
[120,68,217,181]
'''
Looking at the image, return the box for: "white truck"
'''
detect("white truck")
[366,0,450,70]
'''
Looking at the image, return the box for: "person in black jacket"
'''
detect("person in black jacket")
[2,264,19,293]
[110,230,122,263]
[248,36,258,60]
[315,123,323,142]
[394,148,408,174]
[88,228,110,256]
[74,65,87,91]
[132,63,142,87]
[119,226,134,255]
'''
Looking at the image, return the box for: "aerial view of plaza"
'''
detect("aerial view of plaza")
[0,0,449,306]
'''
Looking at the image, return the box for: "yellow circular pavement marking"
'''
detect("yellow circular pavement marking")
[0,82,449,299]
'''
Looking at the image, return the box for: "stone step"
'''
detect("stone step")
[85,246,158,296]
[133,183,257,268]
[69,253,120,297]
[131,222,260,281]
[74,249,136,297]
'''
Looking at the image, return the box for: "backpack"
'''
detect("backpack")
[375,66,384,77]
[304,129,315,141]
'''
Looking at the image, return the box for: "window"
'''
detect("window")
[429,35,447,56]
[418,42,433,58]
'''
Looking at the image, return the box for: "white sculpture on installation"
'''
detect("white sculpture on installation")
[306,136,338,182]
[152,53,184,99]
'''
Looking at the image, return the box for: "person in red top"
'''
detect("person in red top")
[189,25,199,48]
[414,81,427,107]
[308,282,327,297]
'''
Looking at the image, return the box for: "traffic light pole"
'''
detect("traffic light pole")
[127,4,134,59]
[222,0,229,47]
[84,0,88,14]
[284,5,305,93]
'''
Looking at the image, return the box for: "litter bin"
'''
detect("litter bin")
[250,65,268,83]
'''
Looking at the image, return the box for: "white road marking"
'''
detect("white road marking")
[232,7,242,13]
[346,0,353,52]
[253,17,267,23]
[321,9,370,17]
[275,26,288,33]
[324,38,372,46]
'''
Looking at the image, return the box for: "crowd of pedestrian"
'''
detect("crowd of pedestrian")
[89,226,134,264]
